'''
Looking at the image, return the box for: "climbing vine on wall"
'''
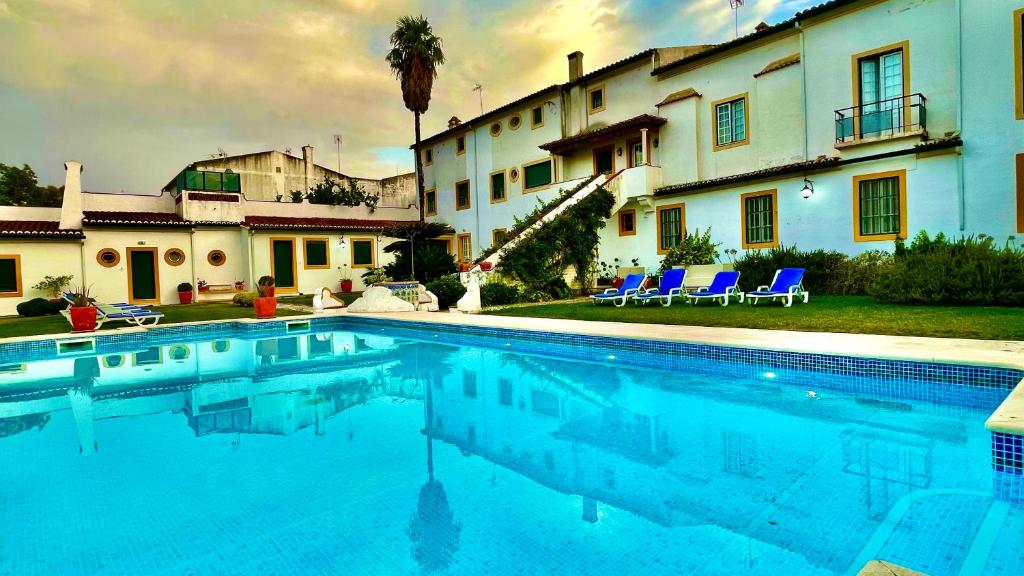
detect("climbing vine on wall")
[497,186,614,297]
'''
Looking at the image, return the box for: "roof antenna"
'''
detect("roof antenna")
[472,83,484,115]
[729,0,743,39]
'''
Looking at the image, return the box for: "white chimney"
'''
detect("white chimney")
[568,51,584,82]
[302,145,314,190]
[59,161,84,230]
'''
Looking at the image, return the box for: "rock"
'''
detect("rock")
[417,285,439,312]
[346,286,416,313]
[455,273,481,313]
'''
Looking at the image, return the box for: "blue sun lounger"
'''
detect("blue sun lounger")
[591,273,646,307]
[685,270,743,306]
[61,303,164,329]
[746,268,809,307]
[634,268,687,306]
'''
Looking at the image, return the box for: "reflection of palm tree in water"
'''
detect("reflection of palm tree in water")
[407,346,461,572]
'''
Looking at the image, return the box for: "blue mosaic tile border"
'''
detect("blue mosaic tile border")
[993,432,1024,474]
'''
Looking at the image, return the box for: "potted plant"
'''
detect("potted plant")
[234,279,245,291]
[68,286,97,332]
[479,261,493,271]
[197,280,209,293]
[177,282,194,304]
[458,262,472,272]
[253,275,276,319]
[340,264,353,293]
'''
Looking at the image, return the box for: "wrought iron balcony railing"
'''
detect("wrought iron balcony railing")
[835,93,926,144]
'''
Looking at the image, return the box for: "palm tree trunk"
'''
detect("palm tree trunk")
[415,111,425,222]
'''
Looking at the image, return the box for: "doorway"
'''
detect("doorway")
[270,238,296,292]
[127,247,160,304]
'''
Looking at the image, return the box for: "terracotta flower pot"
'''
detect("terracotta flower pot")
[458,263,472,272]
[612,277,625,289]
[178,290,193,304]
[479,262,493,271]
[254,296,277,319]
[69,306,98,332]
[340,279,353,293]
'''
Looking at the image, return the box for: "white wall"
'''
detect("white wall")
[249,232,399,294]
[0,240,83,316]
[82,229,195,305]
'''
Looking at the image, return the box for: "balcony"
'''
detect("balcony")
[835,93,926,146]
[605,164,662,214]
[173,169,241,194]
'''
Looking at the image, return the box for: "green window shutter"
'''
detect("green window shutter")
[223,172,240,192]
[185,170,203,190]
[524,161,553,189]
[0,258,17,293]
[305,241,328,266]
[490,173,505,200]
[660,208,682,249]
[456,182,470,208]
[203,172,223,191]
[744,195,773,244]
[426,191,437,214]
[353,240,373,265]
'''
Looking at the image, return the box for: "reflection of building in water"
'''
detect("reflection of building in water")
[0,331,402,449]
[423,347,955,572]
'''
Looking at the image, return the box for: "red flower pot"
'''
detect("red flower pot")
[69,306,98,332]
[479,262,493,271]
[178,290,193,304]
[340,279,353,293]
[254,296,277,319]
[612,277,625,289]
[458,263,472,272]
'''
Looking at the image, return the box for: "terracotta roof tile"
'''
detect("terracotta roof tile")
[656,88,701,107]
[754,53,800,77]
[539,114,668,154]
[82,211,193,227]
[0,220,84,239]
[243,216,413,231]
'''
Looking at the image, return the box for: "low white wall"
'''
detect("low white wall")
[0,206,62,221]
[82,192,176,212]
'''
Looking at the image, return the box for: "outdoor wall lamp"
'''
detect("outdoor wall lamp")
[617,147,623,156]
[800,178,815,199]
[338,236,347,249]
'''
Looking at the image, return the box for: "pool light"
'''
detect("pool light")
[763,371,777,379]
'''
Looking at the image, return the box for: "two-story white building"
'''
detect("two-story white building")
[421,0,1024,274]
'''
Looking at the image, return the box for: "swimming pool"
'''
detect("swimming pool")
[1,317,1022,575]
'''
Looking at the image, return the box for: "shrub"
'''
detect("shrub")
[426,274,467,309]
[362,267,393,285]
[734,245,846,295]
[177,282,193,292]
[16,297,67,317]
[383,242,456,283]
[232,292,256,307]
[657,228,720,274]
[872,232,1024,305]
[830,251,893,295]
[480,281,521,307]
[256,275,275,297]
[32,275,74,299]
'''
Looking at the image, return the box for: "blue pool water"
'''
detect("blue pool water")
[1,319,1022,575]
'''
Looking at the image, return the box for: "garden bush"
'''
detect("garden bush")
[830,251,893,295]
[733,245,847,295]
[16,297,67,317]
[383,242,456,284]
[480,281,521,307]
[657,228,720,274]
[871,232,1024,305]
[232,292,256,307]
[426,274,467,309]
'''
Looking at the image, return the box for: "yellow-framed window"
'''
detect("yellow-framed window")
[491,228,508,247]
[0,254,22,298]
[302,238,330,269]
[456,233,472,263]
[351,237,376,268]
[852,170,907,242]
[489,170,507,203]
[740,190,779,248]
[712,93,749,150]
[531,105,544,129]
[455,179,471,210]
[423,147,433,166]
[425,188,437,216]
[456,135,466,155]
[1015,9,1024,120]
[522,158,555,192]
[588,84,606,114]
[618,209,636,237]
[656,203,685,255]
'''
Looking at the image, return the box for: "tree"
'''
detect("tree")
[385,15,445,222]
[0,163,63,207]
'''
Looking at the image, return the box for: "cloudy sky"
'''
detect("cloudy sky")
[0,0,817,193]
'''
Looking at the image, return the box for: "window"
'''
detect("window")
[713,94,748,150]
[439,236,455,256]
[618,209,636,237]
[741,190,779,248]
[351,238,375,267]
[492,228,508,246]
[852,170,907,241]
[853,42,909,137]
[509,114,522,130]
[424,148,433,165]
[207,250,226,266]
[531,106,544,129]
[96,248,120,268]
[498,378,513,406]
[489,170,506,203]
[1015,9,1023,120]
[0,255,21,297]
[212,340,231,353]
[628,139,644,168]
[168,345,190,361]
[456,135,466,155]
[463,370,477,398]
[656,203,685,254]
[455,179,471,210]
[133,347,162,367]
[588,84,605,114]
[457,233,472,264]
[101,355,124,368]
[509,167,520,183]
[308,334,333,358]
[490,122,502,137]
[522,158,554,192]
[303,238,330,269]
[164,248,185,266]
[425,188,437,216]
[593,145,614,175]
[1017,154,1024,233]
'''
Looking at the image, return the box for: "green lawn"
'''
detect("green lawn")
[486,295,1024,341]
[0,293,360,340]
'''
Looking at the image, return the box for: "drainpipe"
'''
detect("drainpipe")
[188,228,197,298]
[471,125,481,261]
[954,0,965,231]
[797,21,809,162]
[78,240,87,289]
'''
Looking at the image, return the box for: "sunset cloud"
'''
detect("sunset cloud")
[0,0,812,192]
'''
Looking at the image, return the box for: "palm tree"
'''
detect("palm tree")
[386,15,445,221]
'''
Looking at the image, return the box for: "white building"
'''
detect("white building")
[420,0,1024,273]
